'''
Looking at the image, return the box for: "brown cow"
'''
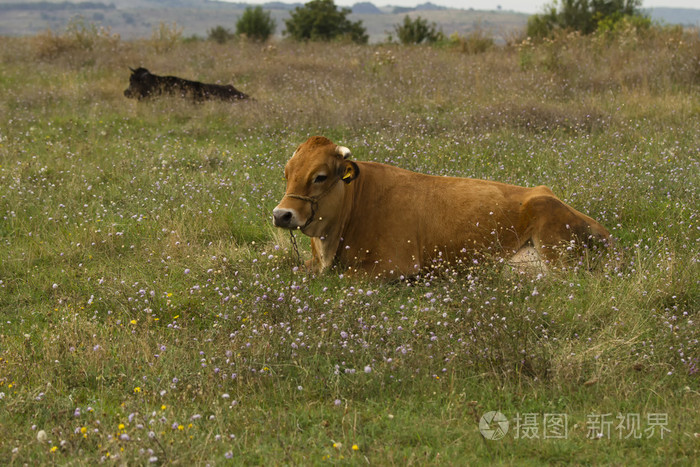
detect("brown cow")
[273,136,611,279]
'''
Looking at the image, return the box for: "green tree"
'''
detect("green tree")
[236,6,276,42]
[393,15,443,45]
[527,0,647,38]
[284,0,368,44]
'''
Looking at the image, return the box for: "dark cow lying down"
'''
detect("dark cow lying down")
[124,67,249,101]
[273,136,612,279]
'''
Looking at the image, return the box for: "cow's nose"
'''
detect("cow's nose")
[273,208,294,228]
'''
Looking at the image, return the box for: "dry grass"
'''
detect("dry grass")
[2,23,695,134]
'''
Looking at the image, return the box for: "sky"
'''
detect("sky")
[223,1,700,14]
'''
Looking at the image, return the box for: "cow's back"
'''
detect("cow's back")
[338,161,540,274]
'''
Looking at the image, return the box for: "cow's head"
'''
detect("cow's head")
[124,67,156,99]
[273,136,359,236]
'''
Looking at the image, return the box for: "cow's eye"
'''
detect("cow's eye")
[313,174,327,183]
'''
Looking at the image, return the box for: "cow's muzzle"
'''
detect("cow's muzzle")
[272,207,297,229]
[273,178,340,231]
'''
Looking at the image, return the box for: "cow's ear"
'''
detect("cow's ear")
[341,160,359,184]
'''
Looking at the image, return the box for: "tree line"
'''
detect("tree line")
[216,0,650,44]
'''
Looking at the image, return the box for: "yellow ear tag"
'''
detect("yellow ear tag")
[342,166,354,180]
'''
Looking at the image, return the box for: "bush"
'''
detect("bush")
[236,6,276,42]
[596,10,651,35]
[284,0,368,44]
[30,16,120,60]
[527,0,647,38]
[207,25,234,44]
[446,30,494,54]
[151,22,183,53]
[393,15,443,45]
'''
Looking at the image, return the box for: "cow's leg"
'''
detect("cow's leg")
[522,196,610,266]
[508,242,546,273]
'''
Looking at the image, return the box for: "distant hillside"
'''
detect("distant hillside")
[415,2,446,11]
[262,2,302,10]
[0,0,528,42]
[352,2,382,15]
[0,1,696,42]
[0,2,115,11]
[648,7,700,27]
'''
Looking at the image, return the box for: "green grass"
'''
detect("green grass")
[0,25,698,464]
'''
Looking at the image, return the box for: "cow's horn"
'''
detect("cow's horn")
[336,145,352,159]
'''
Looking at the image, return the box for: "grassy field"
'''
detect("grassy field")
[0,24,698,464]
